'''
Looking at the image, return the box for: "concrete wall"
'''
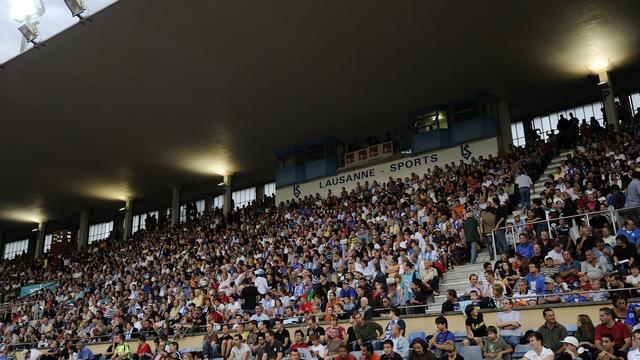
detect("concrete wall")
[20,301,606,360]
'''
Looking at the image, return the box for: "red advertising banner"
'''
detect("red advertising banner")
[343,142,393,168]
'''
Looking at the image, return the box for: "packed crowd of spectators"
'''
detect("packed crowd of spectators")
[0,122,639,360]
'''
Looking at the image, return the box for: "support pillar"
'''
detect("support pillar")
[171,187,181,226]
[204,196,213,212]
[223,174,234,215]
[497,100,513,154]
[618,92,633,127]
[598,72,618,130]
[77,210,89,249]
[255,183,265,206]
[34,221,45,259]
[123,198,134,240]
[0,231,4,258]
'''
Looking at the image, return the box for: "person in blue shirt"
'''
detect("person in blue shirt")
[75,341,94,360]
[538,277,562,304]
[515,234,533,260]
[429,316,456,357]
[617,220,640,245]
[558,251,581,286]
[523,263,545,294]
[338,282,356,299]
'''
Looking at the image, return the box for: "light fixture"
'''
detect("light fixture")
[118,207,126,211]
[18,22,39,46]
[217,182,226,186]
[64,0,86,19]
[215,168,227,176]
[31,227,38,232]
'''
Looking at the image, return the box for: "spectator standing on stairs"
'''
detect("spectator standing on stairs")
[480,205,497,261]
[462,211,482,264]
[625,170,640,208]
[516,170,534,210]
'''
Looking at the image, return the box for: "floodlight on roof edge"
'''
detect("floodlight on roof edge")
[18,22,44,49]
[64,0,90,21]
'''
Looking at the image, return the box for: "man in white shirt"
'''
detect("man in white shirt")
[250,305,270,322]
[523,332,553,360]
[515,171,534,210]
[547,243,565,265]
[628,325,640,360]
[390,325,409,360]
[496,299,522,348]
[254,270,269,295]
[229,334,251,360]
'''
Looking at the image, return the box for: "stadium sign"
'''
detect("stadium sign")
[276,137,498,202]
[19,281,58,298]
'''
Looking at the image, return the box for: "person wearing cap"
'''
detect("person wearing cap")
[538,277,562,304]
[556,336,590,360]
[540,256,560,278]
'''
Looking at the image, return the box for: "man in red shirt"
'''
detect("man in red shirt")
[334,344,357,360]
[595,307,631,352]
[134,335,152,360]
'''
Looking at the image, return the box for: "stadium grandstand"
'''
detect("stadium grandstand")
[2,2,640,360]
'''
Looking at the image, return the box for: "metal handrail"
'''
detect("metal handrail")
[489,206,628,258]
[6,285,640,349]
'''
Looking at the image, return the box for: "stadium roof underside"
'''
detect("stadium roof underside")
[1,0,640,229]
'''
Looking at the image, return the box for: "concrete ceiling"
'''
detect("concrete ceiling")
[1,0,640,231]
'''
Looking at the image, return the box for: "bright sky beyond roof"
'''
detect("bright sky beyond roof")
[0,0,116,64]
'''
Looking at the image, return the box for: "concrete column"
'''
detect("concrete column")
[204,196,213,212]
[255,183,265,206]
[223,174,233,215]
[618,92,633,127]
[77,210,90,249]
[497,100,513,154]
[171,187,181,226]
[34,221,46,259]
[0,230,5,259]
[599,72,618,130]
[123,198,134,240]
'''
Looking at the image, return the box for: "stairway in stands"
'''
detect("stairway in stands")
[428,249,492,309]
[506,148,575,224]
[426,148,576,311]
